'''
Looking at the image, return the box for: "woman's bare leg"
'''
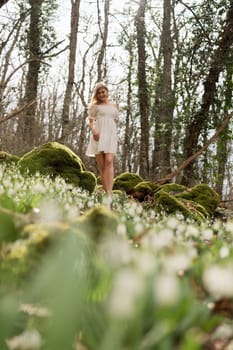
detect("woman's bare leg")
[104,153,115,194]
[95,153,106,191]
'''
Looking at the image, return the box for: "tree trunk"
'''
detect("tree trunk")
[122,41,134,173]
[152,0,174,180]
[17,0,43,150]
[97,0,109,82]
[0,0,9,8]
[61,0,81,142]
[135,0,149,179]
[182,1,233,186]
[215,56,233,195]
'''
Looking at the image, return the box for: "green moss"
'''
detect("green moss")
[133,181,160,201]
[179,198,209,220]
[152,190,206,222]
[77,205,119,241]
[0,151,19,164]
[96,176,102,185]
[159,183,187,195]
[113,172,143,194]
[177,184,220,216]
[18,142,96,192]
[78,171,97,193]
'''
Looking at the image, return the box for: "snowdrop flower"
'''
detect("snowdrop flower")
[185,225,200,239]
[166,217,179,230]
[164,253,192,273]
[3,178,11,188]
[33,182,47,194]
[7,188,16,196]
[219,246,230,259]
[150,228,174,249]
[39,199,62,223]
[225,221,233,234]
[109,268,144,318]
[102,194,112,208]
[176,223,186,236]
[99,237,133,267]
[136,204,143,215]
[153,272,180,306]
[134,251,157,275]
[134,222,144,234]
[202,264,233,298]
[117,223,127,236]
[6,329,42,350]
[202,228,214,240]
[87,200,94,208]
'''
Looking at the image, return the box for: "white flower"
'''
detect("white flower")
[102,194,112,208]
[108,268,143,318]
[153,273,180,306]
[202,228,214,240]
[117,223,127,236]
[225,221,233,234]
[134,251,157,275]
[99,237,133,267]
[39,199,62,223]
[185,225,199,238]
[134,222,144,234]
[166,217,179,229]
[6,329,42,350]
[150,229,174,249]
[33,182,46,193]
[164,253,191,273]
[202,264,233,298]
[219,246,230,259]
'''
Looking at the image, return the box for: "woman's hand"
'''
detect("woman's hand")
[92,129,100,141]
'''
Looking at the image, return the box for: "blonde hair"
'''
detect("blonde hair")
[90,81,109,105]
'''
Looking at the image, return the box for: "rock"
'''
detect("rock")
[113,172,143,194]
[18,142,96,193]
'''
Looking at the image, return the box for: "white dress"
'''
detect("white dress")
[86,104,119,157]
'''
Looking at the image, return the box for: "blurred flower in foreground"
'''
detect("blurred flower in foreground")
[202,264,233,298]
[153,272,180,306]
[108,268,143,318]
[39,199,62,223]
[6,329,42,350]
[219,246,230,259]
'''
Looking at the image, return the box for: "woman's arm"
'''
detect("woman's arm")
[89,118,99,141]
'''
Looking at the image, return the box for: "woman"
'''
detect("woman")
[86,82,119,194]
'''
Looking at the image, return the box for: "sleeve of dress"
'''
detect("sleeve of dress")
[88,104,97,119]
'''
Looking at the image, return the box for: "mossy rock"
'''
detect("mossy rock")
[96,176,102,185]
[158,183,187,195]
[179,198,209,220]
[152,190,206,222]
[132,181,160,201]
[177,184,220,216]
[18,142,96,193]
[78,171,97,193]
[0,151,19,164]
[77,205,119,241]
[113,172,143,194]
[0,211,19,244]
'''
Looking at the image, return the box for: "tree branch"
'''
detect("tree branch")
[0,100,37,125]
[158,112,233,184]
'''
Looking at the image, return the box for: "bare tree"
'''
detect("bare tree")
[16,0,43,150]
[182,1,233,186]
[135,0,149,179]
[96,0,109,82]
[61,0,81,142]
[152,0,174,179]
[0,0,10,8]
